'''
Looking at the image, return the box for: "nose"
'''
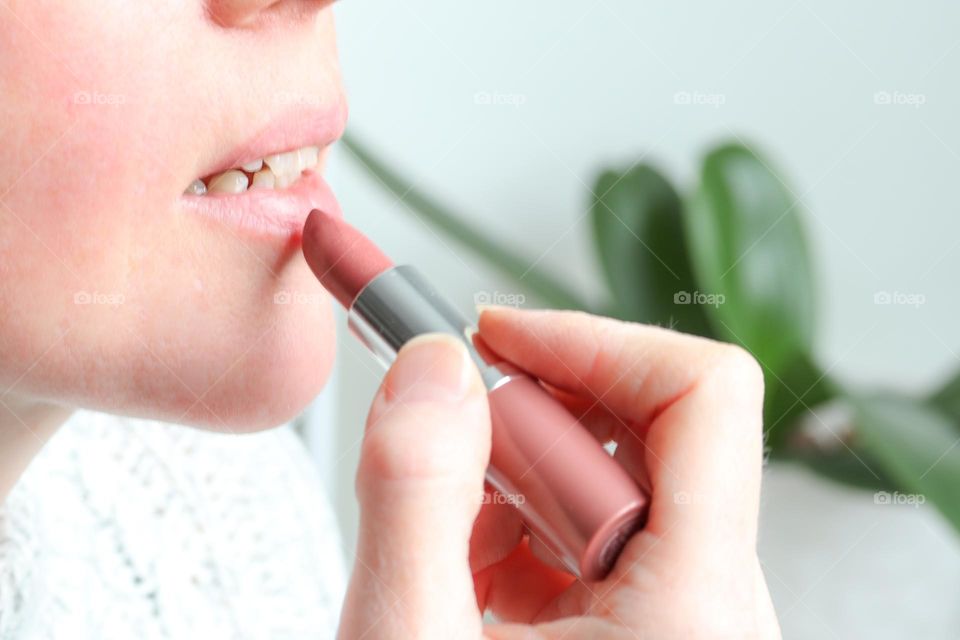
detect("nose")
[206,0,335,28]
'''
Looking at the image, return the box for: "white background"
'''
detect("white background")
[308,1,960,637]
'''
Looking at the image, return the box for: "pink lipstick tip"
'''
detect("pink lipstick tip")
[302,209,395,308]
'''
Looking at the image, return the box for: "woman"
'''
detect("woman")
[0,1,780,637]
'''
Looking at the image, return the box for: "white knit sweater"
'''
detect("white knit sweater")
[0,410,346,639]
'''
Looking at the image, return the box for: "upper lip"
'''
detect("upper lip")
[192,100,348,183]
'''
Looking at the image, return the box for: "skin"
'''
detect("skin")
[0,1,780,637]
[344,311,781,639]
[0,0,343,497]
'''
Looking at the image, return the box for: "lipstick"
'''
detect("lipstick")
[302,209,647,580]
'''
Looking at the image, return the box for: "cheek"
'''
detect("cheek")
[0,4,147,388]
[0,2,188,302]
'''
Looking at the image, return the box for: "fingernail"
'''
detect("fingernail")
[475,303,508,315]
[473,302,503,313]
[383,334,473,405]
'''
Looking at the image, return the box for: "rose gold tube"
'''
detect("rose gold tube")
[486,375,646,579]
[347,265,648,580]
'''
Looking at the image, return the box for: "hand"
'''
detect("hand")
[337,308,781,639]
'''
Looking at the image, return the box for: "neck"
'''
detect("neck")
[0,395,73,501]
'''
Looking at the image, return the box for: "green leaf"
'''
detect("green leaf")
[763,353,838,448]
[340,132,590,311]
[853,395,960,533]
[684,142,815,373]
[782,448,899,493]
[590,165,712,336]
[929,368,960,424]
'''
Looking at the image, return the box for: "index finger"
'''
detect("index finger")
[477,307,765,553]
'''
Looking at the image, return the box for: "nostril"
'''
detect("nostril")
[205,0,274,28]
[205,0,334,29]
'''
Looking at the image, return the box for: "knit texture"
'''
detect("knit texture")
[0,410,346,639]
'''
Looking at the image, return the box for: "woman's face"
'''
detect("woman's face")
[0,1,346,430]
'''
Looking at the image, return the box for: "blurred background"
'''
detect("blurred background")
[303,1,960,637]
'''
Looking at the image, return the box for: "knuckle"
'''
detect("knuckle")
[585,316,631,380]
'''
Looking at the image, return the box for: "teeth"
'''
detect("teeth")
[184,179,207,196]
[274,173,296,189]
[265,149,304,177]
[299,146,320,171]
[188,144,323,196]
[208,170,249,194]
[251,169,276,189]
[241,158,264,173]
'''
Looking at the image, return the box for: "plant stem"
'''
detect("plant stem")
[340,133,591,311]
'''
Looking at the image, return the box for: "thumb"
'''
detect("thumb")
[339,334,490,640]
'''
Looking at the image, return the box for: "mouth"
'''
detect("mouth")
[184,144,323,196]
[180,103,347,238]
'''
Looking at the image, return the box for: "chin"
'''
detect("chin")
[86,290,341,434]
[182,300,337,433]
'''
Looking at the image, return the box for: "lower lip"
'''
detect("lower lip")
[179,171,342,239]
